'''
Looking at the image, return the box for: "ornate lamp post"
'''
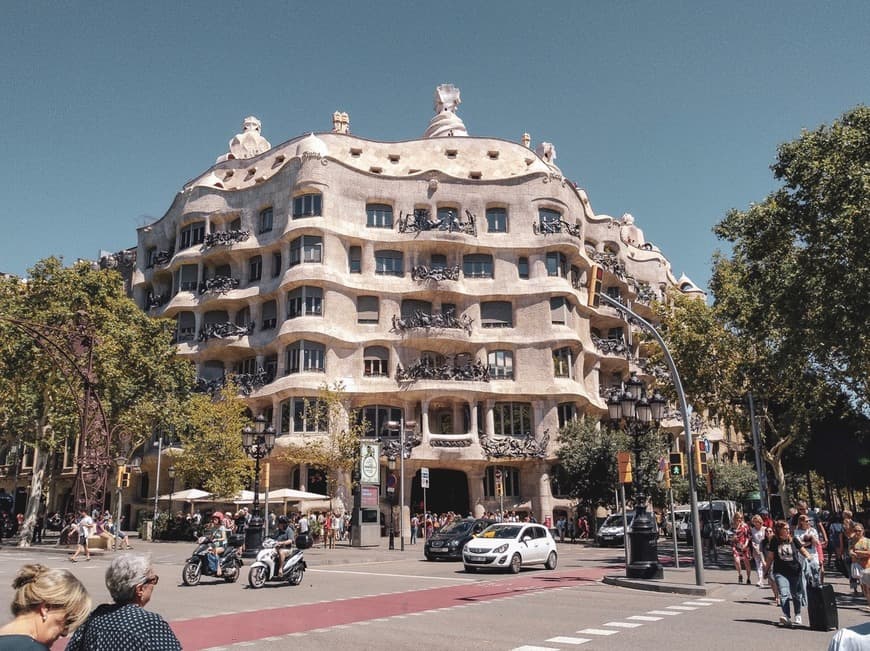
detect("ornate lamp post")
[241,414,276,557]
[167,466,176,522]
[387,455,397,550]
[113,455,126,551]
[608,372,667,579]
[385,418,415,552]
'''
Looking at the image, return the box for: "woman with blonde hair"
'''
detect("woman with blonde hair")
[0,564,91,650]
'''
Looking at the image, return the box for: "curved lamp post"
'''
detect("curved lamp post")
[608,372,667,579]
[241,414,276,557]
[167,466,176,521]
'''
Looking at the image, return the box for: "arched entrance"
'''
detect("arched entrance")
[410,469,469,515]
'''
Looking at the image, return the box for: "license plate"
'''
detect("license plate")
[430,548,446,553]
[466,555,486,562]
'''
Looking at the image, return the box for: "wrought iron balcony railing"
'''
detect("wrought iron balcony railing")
[198,321,255,341]
[198,276,240,295]
[411,264,461,282]
[391,309,473,335]
[396,358,490,383]
[397,208,477,236]
[203,230,251,249]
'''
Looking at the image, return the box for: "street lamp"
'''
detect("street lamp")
[114,456,126,552]
[608,372,667,579]
[241,414,277,557]
[167,466,176,522]
[386,418,415,552]
[387,455,397,550]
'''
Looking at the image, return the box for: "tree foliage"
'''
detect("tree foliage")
[709,461,758,503]
[0,257,193,543]
[171,385,252,499]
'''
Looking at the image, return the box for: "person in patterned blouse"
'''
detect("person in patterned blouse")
[730,512,753,584]
[65,554,181,651]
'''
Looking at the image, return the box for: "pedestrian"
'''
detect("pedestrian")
[410,514,419,545]
[847,523,869,600]
[749,514,769,587]
[765,519,817,627]
[730,513,753,584]
[65,554,181,650]
[567,516,576,543]
[794,513,822,583]
[0,564,91,650]
[69,510,94,563]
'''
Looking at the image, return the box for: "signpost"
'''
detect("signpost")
[421,467,429,520]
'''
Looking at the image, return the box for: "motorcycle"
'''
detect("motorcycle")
[181,534,244,586]
[248,538,306,588]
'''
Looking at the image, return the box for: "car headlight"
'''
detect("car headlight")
[449,540,460,547]
[493,544,509,554]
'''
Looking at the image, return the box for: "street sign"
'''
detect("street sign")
[421,467,429,489]
[386,473,397,494]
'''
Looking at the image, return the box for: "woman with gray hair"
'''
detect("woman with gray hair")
[65,554,181,650]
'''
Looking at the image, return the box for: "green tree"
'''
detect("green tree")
[0,258,193,545]
[171,385,252,500]
[278,381,368,511]
[709,461,758,503]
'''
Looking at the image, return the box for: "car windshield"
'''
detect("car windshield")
[438,520,474,535]
[478,524,522,539]
[602,515,633,527]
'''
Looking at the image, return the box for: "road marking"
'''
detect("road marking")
[697,597,724,602]
[577,628,619,636]
[682,601,712,606]
[309,568,476,581]
[627,615,662,621]
[546,636,591,645]
[647,610,680,616]
[667,605,697,611]
[604,621,643,628]
[512,647,560,651]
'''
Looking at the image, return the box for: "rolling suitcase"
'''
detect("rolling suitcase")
[806,583,838,631]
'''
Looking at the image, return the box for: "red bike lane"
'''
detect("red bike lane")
[171,567,611,650]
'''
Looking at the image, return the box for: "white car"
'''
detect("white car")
[462,522,558,573]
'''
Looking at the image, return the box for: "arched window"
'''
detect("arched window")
[463,254,493,278]
[493,402,532,437]
[293,193,322,218]
[366,203,393,228]
[285,340,326,374]
[484,466,520,497]
[487,350,514,379]
[363,346,389,377]
[287,286,323,318]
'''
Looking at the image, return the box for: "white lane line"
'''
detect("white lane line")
[546,637,591,645]
[308,568,476,581]
[604,622,643,628]
[697,597,724,602]
[683,601,713,606]
[627,615,662,621]
[512,647,560,651]
[577,628,619,636]
[667,605,698,611]
[647,610,681,616]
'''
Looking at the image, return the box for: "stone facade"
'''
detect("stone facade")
[131,86,711,529]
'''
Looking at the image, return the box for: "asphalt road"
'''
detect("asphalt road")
[0,538,866,650]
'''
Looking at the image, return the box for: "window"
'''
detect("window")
[263,354,278,383]
[608,326,625,342]
[280,397,326,434]
[348,246,361,274]
[363,346,389,377]
[550,296,568,324]
[293,193,322,218]
[289,235,323,267]
[258,207,274,234]
[557,403,577,428]
[357,296,379,323]
[485,466,519,497]
[463,254,493,279]
[493,402,532,437]
[401,299,432,319]
[375,250,403,276]
[176,312,195,342]
[359,405,403,438]
[271,251,282,278]
[366,203,393,228]
[261,299,277,330]
[488,350,514,379]
[430,253,447,270]
[248,255,262,282]
[553,347,573,378]
[234,306,251,328]
[178,265,198,292]
[606,286,621,300]
[538,208,562,233]
[145,247,157,268]
[486,208,507,233]
[481,301,512,328]
[179,221,205,250]
[229,218,241,231]
[437,206,460,229]
[235,357,258,376]
[546,251,568,277]
[285,340,325,374]
[287,286,323,318]
[203,310,228,330]
[518,257,529,279]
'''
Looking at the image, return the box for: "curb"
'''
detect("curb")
[602,574,710,596]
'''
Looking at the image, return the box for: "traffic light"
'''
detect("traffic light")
[121,472,131,488]
[694,440,708,476]
[669,452,684,477]
[587,264,603,308]
[617,451,633,484]
[116,466,125,488]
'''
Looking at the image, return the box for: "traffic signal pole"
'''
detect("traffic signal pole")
[598,292,705,587]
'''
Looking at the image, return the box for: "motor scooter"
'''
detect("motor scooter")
[248,538,306,588]
[182,534,244,585]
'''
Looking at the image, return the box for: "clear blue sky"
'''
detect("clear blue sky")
[1,1,867,291]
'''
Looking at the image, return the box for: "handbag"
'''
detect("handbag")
[851,562,863,580]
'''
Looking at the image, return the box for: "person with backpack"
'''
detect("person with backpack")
[765,520,817,627]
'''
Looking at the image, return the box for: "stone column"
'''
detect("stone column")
[468,469,486,517]
[421,400,431,445]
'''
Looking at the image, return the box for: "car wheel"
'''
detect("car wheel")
[181,561,201,586]
[464,565,477,573]
[509,553,522,574]
[545,551,557,570]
